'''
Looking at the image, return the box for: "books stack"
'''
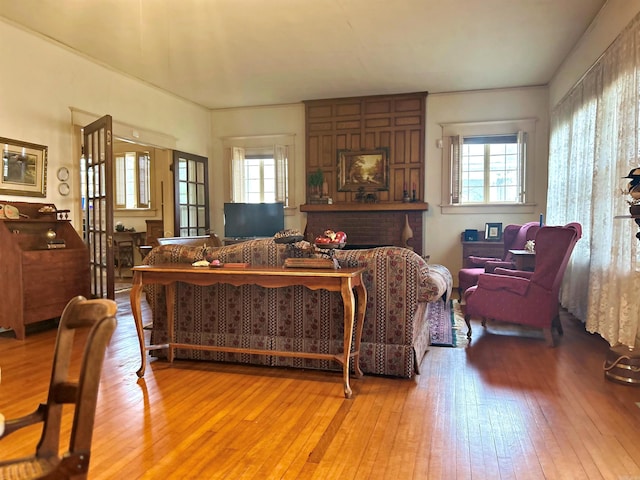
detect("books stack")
[47,239,66,249]
[308,197,333,204]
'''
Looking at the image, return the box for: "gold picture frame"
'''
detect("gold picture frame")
[0,137,48,197]
[337,148,389,192]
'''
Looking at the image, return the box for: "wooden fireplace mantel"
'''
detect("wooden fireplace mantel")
[301,202,428,255]
[300,202,429,213]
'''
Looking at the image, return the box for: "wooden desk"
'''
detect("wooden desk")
[509,249,536,271]
[113,230,146,245]
[130,264,367,398]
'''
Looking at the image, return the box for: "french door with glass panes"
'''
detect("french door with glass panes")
[173,150,209,236]
[82,115,114,299]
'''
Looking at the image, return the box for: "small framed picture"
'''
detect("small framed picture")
[485,222,503,241]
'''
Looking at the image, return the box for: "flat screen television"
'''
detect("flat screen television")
[224,202,285,238]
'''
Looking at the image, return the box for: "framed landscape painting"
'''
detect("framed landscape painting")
[337,148,389,192]
[0,137,48,197]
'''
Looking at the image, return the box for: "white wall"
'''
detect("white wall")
[0,20,210,228]
[550,0,640,107]
[209,104,306,237]
[425,87,550,275]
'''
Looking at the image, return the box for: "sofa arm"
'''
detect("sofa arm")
[335,247,451,304]
[425,264,453,303]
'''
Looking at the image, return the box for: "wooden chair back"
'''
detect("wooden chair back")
[0,296,117,479]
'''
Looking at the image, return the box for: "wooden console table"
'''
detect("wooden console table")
[129,264,367,398]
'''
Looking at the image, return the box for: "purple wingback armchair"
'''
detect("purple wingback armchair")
[458,221,541,297]
[463,222,582,346]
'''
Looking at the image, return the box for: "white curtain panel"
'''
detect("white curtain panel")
[548,14,640,348]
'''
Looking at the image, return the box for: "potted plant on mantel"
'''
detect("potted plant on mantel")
[308,168,324,201]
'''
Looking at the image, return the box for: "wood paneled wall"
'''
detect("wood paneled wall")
[304,92,427,203]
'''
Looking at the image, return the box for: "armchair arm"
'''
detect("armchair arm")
[493,268,534,279]
[476,272,530,296]
[484,260,515,273]
[467,255,501,267]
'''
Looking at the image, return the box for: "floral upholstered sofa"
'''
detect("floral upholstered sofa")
[144,238,452,378]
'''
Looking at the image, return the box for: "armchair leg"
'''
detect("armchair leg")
[464,314,472,339]
[553,315,564,335]
[543,328,555,347]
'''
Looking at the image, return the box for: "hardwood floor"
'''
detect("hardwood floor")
[0,292,639,479]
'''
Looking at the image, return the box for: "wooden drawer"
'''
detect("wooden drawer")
[22,248,90,323]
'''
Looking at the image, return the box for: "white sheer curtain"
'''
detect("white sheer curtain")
[548,13,640,348]
[231,146,245,203]
[274,144,289,205]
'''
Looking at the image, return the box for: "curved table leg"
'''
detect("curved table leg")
[340,278,356,399]
[352,280,367,378]
[130,272,146,377]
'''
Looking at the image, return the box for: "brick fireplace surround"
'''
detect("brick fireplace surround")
[301,202,428,256]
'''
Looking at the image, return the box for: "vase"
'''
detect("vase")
[402,214,414,251]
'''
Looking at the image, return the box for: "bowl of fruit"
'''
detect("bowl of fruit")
[314,230,347,249]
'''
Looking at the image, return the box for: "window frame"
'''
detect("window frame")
[440,119,538,215]
[114,150,151,210]
[225,134,295,209]
[239,150,277,203]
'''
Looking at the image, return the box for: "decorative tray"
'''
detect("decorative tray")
[284,258,337,269]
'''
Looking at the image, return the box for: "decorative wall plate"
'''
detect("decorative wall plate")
[56,167,70,182]
[58,182,70,196]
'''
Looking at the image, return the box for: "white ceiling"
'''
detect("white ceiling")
[0,0,606,109]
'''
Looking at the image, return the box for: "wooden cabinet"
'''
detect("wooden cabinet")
[0,202,90,339]
[461,238,505,267]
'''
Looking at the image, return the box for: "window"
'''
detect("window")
[441,119,536,213]
[456,133,525,204]
[115,150,150,209]
[230,143,290,206]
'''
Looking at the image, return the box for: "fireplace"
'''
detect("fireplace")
[301,202,428,256]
